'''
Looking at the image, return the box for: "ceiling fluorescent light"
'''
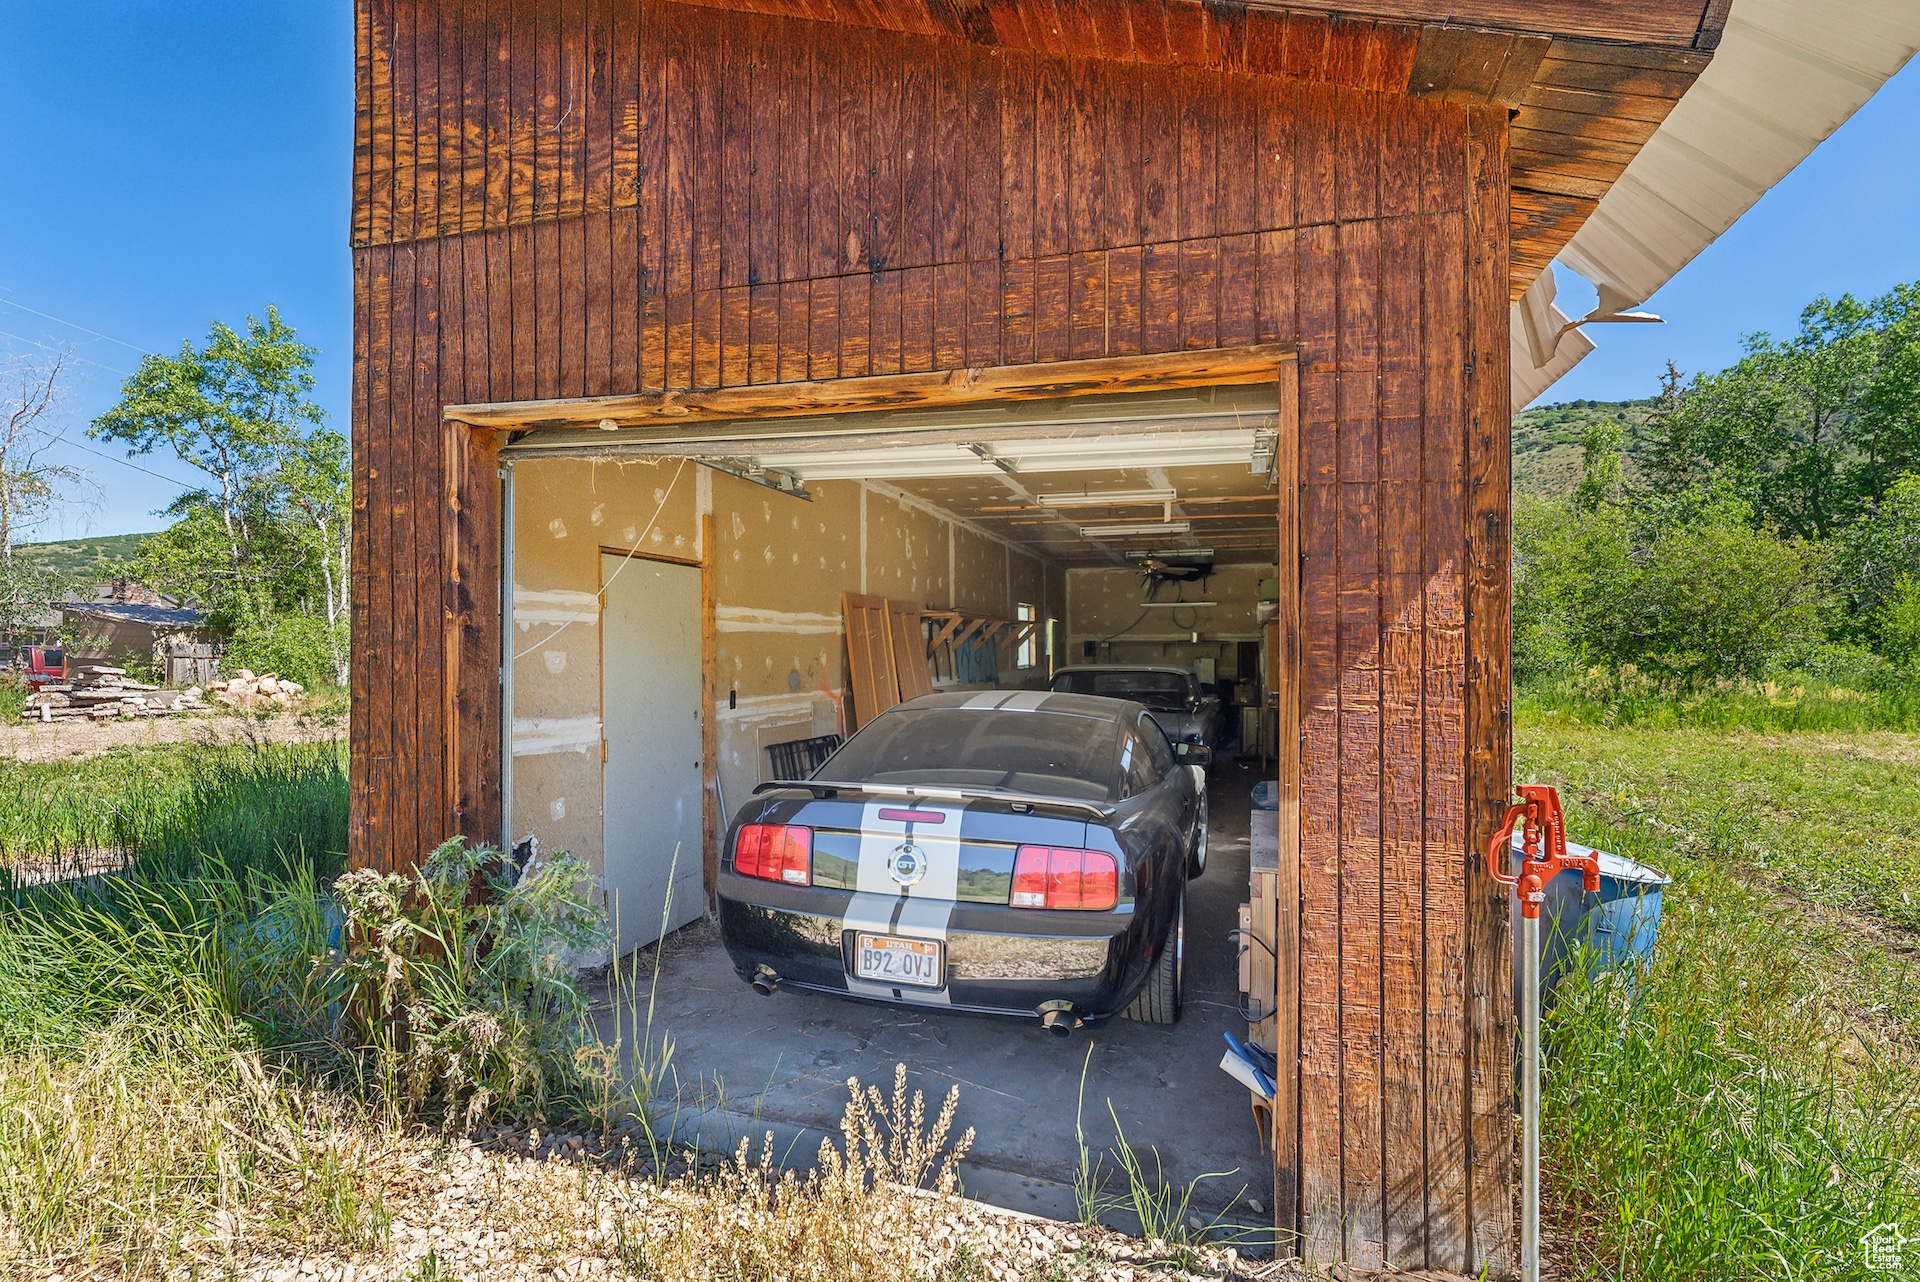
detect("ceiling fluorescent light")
[1080,520,1192,538]
[1126,548,1213,559]
[1037,488,1177,508]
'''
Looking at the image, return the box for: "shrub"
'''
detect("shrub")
[1611,513,1832,678]
[0,671,24,724]
[223,610,345,690]
[330,838,609,1128]
[1515,498,1832,680]
[1835,471,1920,630]
[1877,574,1920,670]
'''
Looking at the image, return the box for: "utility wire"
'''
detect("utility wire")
[0,297,152,355]
[59,437,197,487]
[0,329,131,378]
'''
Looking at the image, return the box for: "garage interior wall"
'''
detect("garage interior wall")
[1067,564,1273,677]
[351,0,1515,1271]
[506,455,1061,878]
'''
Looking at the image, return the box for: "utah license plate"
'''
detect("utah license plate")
[854,933,945,989]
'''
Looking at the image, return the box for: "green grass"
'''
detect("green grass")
[1522,710,1920,1280]
[0,738,348,881]
[1519,666,1920,733]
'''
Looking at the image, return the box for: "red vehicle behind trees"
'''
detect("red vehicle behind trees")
[18,644,65,686]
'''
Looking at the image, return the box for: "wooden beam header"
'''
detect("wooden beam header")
[447,345,1299,433]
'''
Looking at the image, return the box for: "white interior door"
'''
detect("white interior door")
[601,553,705,955]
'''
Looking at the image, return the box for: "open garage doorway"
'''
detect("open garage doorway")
[492,359,1297,1227]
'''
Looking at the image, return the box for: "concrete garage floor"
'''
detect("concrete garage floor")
[595,761,1276,1235]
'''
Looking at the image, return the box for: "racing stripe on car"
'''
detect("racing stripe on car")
[839,799,966,1006]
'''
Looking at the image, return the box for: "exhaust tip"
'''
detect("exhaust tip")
[750,966,780,996]
[1036,1000,1082,1037]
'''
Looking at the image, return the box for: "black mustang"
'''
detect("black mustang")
[717,691,1210,1031]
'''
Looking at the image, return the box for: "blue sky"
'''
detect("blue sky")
[1,5,1916,538]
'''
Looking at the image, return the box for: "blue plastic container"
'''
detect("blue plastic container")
[1251,779,1280,811]
[1512,836,1670,1007]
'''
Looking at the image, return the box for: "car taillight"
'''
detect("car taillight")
[1010,845,1118,911]
[734,823,812,885]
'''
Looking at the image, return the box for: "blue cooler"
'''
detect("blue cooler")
[1512,835,1670,1008]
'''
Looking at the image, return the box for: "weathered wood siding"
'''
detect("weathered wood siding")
[351,0,1512,1270]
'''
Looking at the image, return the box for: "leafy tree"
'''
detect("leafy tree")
[1879,575,1920,670]
[1512,495,1626,680]
[91,309,349,686]
[1833,472,1920,632]
[1609,511,1832,679]
[1572,417,1625,514]
[92,308,323,568]
[1644,284,1920,540]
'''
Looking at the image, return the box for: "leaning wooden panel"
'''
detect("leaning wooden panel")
[841,592,900,730]
[886,599,935,702]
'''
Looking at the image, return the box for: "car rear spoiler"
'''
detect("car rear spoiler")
[752,778,1115,822]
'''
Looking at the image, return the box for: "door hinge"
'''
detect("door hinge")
[601,740,608,763]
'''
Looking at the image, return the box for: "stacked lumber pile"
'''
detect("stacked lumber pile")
[23,666,210,722]
[206,669,306,709]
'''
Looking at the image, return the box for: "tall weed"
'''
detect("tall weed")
[1543,883,1920,1279]
[0,738,348,880]
[633,1064,974,1282]
[331,838,609,1128]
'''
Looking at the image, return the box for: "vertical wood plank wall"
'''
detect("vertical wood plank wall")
[351,0,1513,1271]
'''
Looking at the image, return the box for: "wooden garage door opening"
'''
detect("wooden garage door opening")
[461,341,1302,1212]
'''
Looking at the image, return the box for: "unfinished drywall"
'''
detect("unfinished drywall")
[505,454,1058,894]
[1065,564,1275,681]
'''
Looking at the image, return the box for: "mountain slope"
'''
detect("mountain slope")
[11,532,150,580]
[1511,398,1658,500]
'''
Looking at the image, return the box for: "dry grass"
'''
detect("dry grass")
[0,1054,1270,1282]
[0,1028,391,1277]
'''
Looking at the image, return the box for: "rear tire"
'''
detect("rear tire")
[1122,892,1184,1025]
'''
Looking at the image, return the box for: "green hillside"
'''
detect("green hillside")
[11,532,151,580]
[1511,397,1657,499]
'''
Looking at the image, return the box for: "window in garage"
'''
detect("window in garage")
[1015,603,1036,669]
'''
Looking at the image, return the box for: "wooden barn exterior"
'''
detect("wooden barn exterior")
[349,0,1727,1269]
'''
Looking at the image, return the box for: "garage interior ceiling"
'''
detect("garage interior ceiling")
[504,385,1283,569]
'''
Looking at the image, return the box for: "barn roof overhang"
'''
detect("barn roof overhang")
[1514,0,1920,406]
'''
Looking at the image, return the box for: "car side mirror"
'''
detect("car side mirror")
[1178,742,1212,768]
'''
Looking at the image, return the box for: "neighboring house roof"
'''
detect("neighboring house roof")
[57,602,205,630]
[1515,0,1920,407]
